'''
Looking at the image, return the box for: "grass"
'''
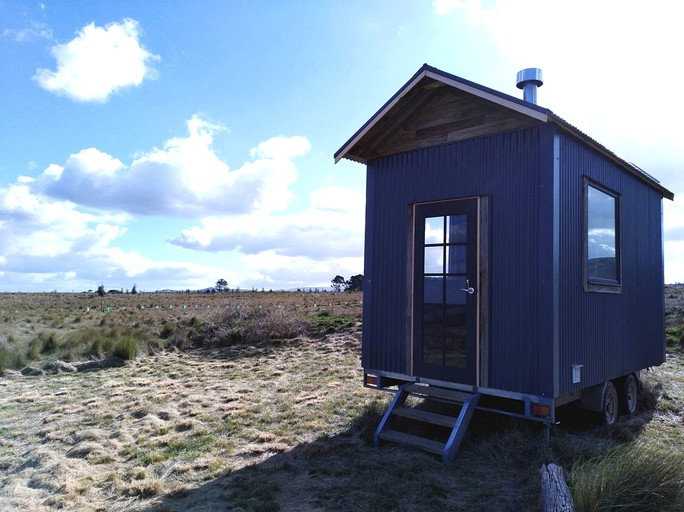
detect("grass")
[308,310,361,336]
[0,289,682,511]
[570,443,684,511]
[0,291,361,370]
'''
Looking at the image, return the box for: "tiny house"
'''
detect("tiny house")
[335,65,673,461]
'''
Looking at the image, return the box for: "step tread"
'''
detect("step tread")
[392,406,457,428]
[379,430,445,455]
[405,384,475,403]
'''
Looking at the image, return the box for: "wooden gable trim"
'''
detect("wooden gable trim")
[335,67,549,164]
[423,70,548,123]
[334,70,430,164]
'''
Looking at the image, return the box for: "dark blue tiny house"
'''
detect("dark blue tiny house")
[335,65,674,461]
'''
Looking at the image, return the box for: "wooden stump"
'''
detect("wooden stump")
[540,463,575,512]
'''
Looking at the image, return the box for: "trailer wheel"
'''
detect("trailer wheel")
[619,374,639,415]
[601,382,619,425]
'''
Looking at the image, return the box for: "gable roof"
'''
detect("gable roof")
[335,64,674,201]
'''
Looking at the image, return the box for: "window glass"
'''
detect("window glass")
[445,245,466,274]
[446,215,467,244]
[425,217,444,244]
[424,246,443,274]
[587,184,618,283]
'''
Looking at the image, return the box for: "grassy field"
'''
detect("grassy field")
[1,289,683,511]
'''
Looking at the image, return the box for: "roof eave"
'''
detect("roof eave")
[334,68,430,164]
[548,113,675,201]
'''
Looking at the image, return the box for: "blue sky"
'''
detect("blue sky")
[1,0,683,292]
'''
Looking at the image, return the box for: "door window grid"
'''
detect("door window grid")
[422,214,468,367]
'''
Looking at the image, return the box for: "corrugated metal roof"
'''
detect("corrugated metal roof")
[335,64,674,201]
[547,112,673,200]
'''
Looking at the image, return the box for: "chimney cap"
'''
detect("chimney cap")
[516,68,543,89]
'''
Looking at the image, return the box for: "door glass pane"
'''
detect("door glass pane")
[445,276,467,304]
[445,337,466,368]
[425,216,444,244]
[424,246,443,274]
[423,304,444,334]
[446,215,467,244]
[445,245,466,274]
[423,336,443,365]
[444,305,466,337]
[424,277,443,304]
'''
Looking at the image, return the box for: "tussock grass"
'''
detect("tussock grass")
[308,310,361,336]
[0,342,12,371]
[195,305,307,346]
[570,443,684,511]
[112,335,138,360]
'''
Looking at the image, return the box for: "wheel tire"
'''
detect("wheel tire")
[619,374,639,415]
[601,382,619,425]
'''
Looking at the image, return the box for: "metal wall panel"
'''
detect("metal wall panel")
[364,126,546,394]
[556,134,665,396]
[363,125,666,399]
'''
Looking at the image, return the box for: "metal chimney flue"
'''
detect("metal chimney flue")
[516,68,543,104]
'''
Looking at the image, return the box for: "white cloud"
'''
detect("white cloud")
[434,0,684,282]
[34,116,308,217]
[0,182,236,291]
[0,182,126,278]
[169,185,365,287]
[3,22,53,42]
[239,251,364,290]
[2,119,360,290]
[432,1,684,175]
[170,185,365,259]
[33,18,158,102]
[432,0,481,19]
[250,136,311,160]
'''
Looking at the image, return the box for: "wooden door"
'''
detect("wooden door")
[413,198,479,383]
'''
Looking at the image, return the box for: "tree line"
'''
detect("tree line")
[330,274,363,292]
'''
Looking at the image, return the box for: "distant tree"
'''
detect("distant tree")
[97,285,106,311]
[345,274,364,292]
[216,278,228,292]
[131,284,138,294]
[331,275,345,292]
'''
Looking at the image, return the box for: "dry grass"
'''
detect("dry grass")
[0,290,683,511]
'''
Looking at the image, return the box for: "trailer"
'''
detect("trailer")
[334,65,674,462]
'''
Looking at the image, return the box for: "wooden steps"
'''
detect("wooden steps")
[391,406,457,428]
[404,384,474,403]
[378,429,444,455]
[373,383,480,463]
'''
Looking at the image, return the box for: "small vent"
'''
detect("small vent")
[516,68,543,104]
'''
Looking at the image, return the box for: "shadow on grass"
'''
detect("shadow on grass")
[136,400,550,512]
[137,402,658,512]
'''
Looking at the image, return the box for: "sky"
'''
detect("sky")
[1,0,683,292]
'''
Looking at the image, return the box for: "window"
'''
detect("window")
[584,179,621,292]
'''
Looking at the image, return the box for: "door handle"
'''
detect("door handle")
[461,279,475,295]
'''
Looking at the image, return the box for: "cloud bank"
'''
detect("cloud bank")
[33,18,158,102]
[433,0,684,283]
[33,116,310,217]
[171,186,364,256]
[1,117,363,291]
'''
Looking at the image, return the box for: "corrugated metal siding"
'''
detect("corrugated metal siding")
[364,126,547,394]
[557,134,665,396]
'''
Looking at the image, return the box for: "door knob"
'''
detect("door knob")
[460,279,475,295]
